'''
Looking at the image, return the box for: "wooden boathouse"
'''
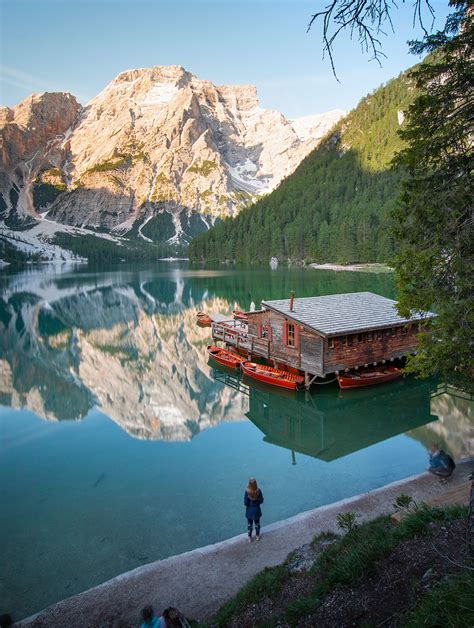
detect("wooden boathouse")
[212,292,435,387]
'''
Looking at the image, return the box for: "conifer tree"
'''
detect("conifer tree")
[392,1,473,391]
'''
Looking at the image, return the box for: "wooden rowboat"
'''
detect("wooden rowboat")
[337,367,402,389]
[241,361,305,390]
[196,311,212,325]
[207,345,245,370]
[233,310,248,322]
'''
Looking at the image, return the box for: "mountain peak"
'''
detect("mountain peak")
[1,66,345,255]
[112,64,193,86]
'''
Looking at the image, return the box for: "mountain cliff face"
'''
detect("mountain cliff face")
[0,92,80,223]
[0,66,344,251]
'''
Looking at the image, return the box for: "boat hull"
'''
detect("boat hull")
[337,367,402,389]
[241,361,305,390]
[207,345,244,370]
[233,310,248,322]
[197,315,212,326]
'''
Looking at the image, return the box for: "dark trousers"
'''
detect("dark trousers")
[429,467,453,479]
[247,517,260,537]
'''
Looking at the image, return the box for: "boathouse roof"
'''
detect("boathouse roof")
[261,292,436,337]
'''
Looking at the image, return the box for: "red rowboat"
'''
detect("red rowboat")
[233,310,248,322]
[197,312,212,325]
[241,361,305,390]
[337,367,402,389]
[207,345,245,370]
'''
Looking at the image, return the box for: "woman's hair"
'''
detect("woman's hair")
[162,607,186,627]
[247,477,259,500]
[141,605,154,621]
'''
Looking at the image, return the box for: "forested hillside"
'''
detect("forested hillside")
[189,70,416,264]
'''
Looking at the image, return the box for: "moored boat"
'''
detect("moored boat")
[197,312,212,326]
[241,361,305,390]
[233,310,248,322]
[337,367,402,389]
[207,345,245,370]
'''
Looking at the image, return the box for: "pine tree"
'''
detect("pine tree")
[392,1,473,392]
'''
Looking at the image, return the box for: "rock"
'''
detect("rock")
[0,92,81,221]
[286,538,336,573]
[1,66,346,248]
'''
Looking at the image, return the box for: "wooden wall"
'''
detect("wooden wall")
[323,326,419,374]
[246,311,422,376]
[246,310,324,376]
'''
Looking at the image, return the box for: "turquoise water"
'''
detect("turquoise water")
[0,262,472,620]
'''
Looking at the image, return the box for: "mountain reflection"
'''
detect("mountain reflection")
[0,267,248,439]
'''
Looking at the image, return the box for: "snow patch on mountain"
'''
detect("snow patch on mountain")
[290,109,346,142]
[142,83,179,106]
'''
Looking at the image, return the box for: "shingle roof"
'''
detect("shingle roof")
[261,292,436,336]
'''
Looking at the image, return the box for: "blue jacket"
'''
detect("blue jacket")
[429,449,453,470]
[244,489,264,519]
[140,617,161,628]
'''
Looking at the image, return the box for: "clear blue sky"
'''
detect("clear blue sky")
[1,0,451,118]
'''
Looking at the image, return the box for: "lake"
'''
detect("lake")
[1,262,472,620]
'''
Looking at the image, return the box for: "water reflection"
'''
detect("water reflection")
[212,369,448,462]
[0,267,248,439]
[1,264,472,454]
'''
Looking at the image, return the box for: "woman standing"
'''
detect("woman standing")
[244,477,264,542]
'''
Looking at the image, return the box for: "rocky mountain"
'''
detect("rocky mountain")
[0,66,345,256]
[0,92,80,222]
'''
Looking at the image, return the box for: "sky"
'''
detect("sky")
[1,0,452,118]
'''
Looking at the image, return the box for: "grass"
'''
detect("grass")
[212,504,469,627]
[86,154,131,174]
[212,565,286,627]
[187,160,217,177]
[405,570,474,627]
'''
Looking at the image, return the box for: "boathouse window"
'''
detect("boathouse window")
[376,330,383,340]
[367,331,373,342]
[358,333,364,342]
[347,335,353,346]
[340,335,347,346]
[328,338,335,349]
[401,326,408,335]
[390,327,396,336]
[287,323,296,347]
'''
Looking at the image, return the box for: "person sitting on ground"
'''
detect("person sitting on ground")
[0,614,13,628]
[140,605,162,628]
[428,443,456,482]
[162,607,191,628]
[244,477,264,542]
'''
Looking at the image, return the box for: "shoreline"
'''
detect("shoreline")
[17,457,473,627]
[308,262,393,273]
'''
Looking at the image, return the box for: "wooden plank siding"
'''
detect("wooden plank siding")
[245,312,421,377]
[246,310,324,376]
[323,325,419,374]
